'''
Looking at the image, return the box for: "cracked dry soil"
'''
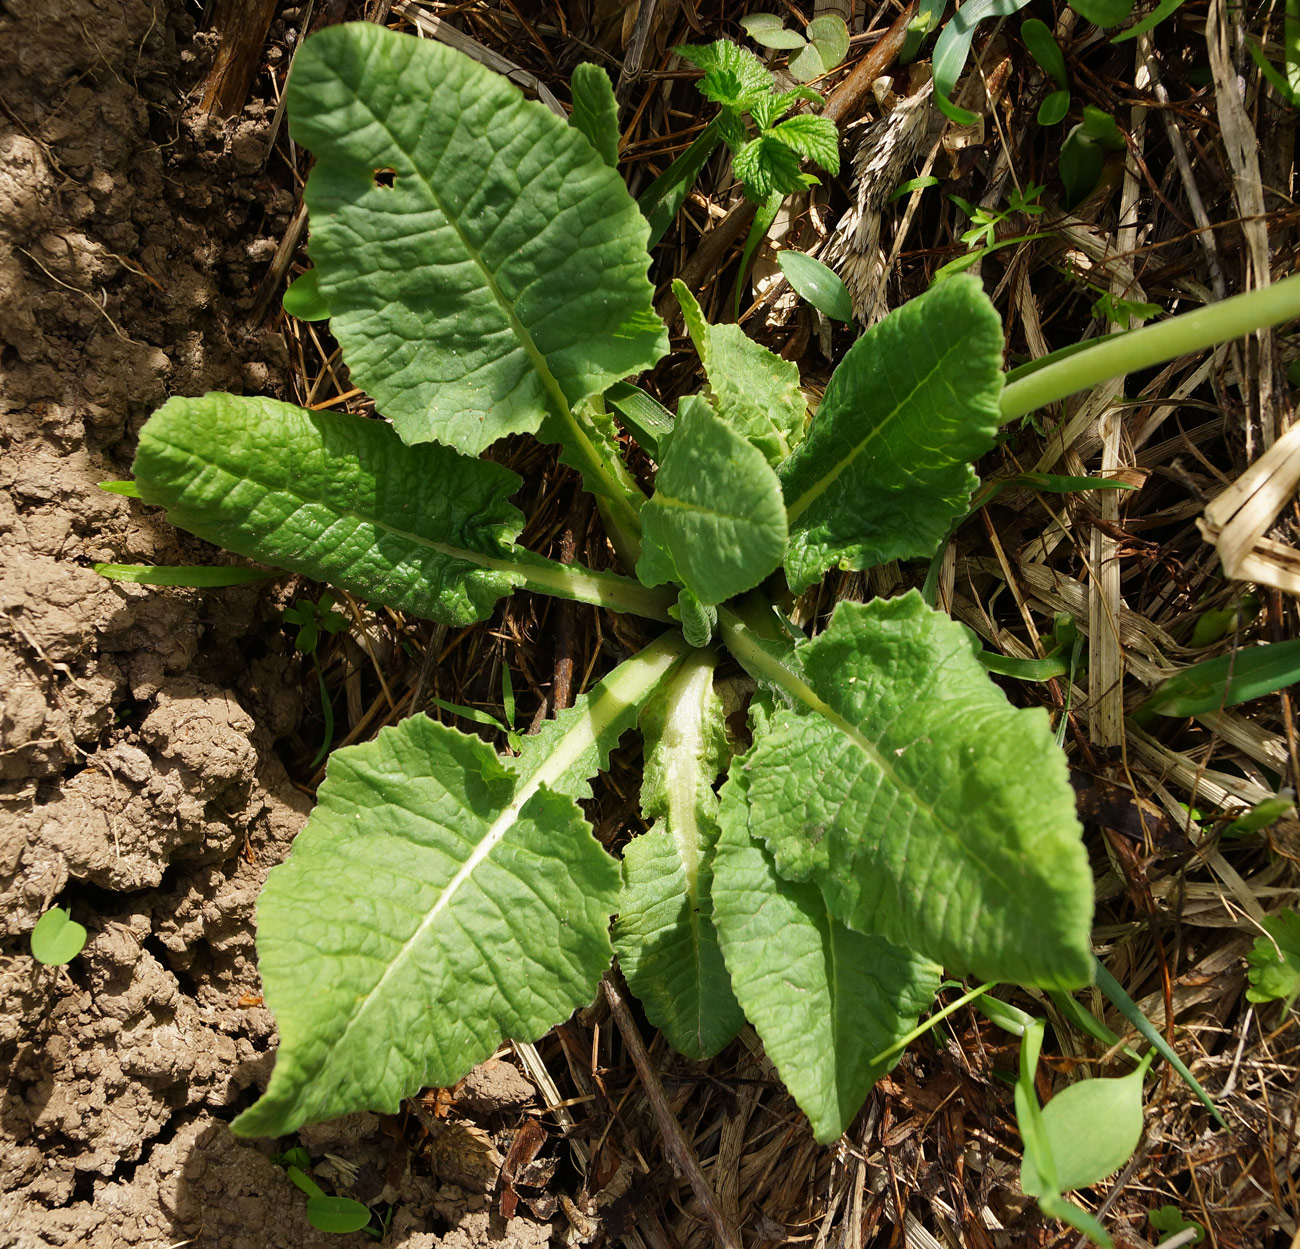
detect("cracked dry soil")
[1,3,558,1245]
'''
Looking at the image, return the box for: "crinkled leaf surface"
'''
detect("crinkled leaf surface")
[637,397,787,605]
[732,592,1093,988]
[133,394,523,626]
[713,767,941,1142]
[287,23,666,454]
[779,275,1004,593]
[676,40,773,112]
[1245,908,1300,1008]
[233,716,620,1137]
[568,63,619,168]
[614,654,743,1059]
[234,636,688,1138]
[732,134,808,199]
[674,281,805,464]
[766,115,840,173]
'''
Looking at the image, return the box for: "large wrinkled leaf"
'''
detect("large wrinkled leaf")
[234,636,688,1137]
[674,281,805,465]
[614,653,743,1059]
[637,397,788,605]
[287,23,666,455]
[712,768,941,1142]
[779,275,1004,593]
[132,395,666,626]
[133,394,522,626]
[728,592,1093,988]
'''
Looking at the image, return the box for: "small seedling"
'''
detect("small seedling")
[1149,1205,1206,1245]
[739,12,850,83]
[276,1157,374,1235]
[1060,107,1126,206]
[775,251,854,322]
[283,592,351,767]
[1245,908,1300,1010]
[30,906,87,966]
[429,663,525,754]
[1021,18,1071,125]
[638,38,839,251]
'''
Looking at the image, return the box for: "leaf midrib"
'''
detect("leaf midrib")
[783,336,967,524]
[326,635,689,1068]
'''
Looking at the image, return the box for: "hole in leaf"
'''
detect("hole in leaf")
[372,167,397,188]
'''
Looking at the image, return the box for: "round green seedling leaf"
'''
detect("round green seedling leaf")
[806,15,849,69]
[1020,1062,1149,1196]
[1021,18,1068,88]
[282,269,330,321]
[30,907,88,966]
[306,1196,373,1234]
[788,42,827,82]
[777,251,854,322]
[1038,89,1071,126]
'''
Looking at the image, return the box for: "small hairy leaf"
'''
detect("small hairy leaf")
[614,655,744,1059]
[1020,1064,1148,1195]
[30,907,87,966]
[287,24,665,454]
[806,16,850,66]
[780,275,1004,593]
[637,397,788,605]
[676,40,774,111]
[732,593,1094,988]
[788,43,828,83]
[765,114,840,174]
[674,281,805,464]
[744,26,807,51]
[713,771,941,1143]
[1245,909,1300,1008]
[568,63,620,168]
[732,134,809,199]
[133,395,525,627]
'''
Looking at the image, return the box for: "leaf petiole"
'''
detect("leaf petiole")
[1000,273,1300,421]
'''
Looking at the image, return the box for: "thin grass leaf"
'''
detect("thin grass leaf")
[1136,639,1300,718]
[1093,958,1227,1128]
[93,563,275,588]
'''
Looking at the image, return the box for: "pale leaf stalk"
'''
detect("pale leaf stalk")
[513,629,692,791]
[657,651,720,898]
[507,549,673,620]
[551,399,647,566]
[1000,272,1300,421]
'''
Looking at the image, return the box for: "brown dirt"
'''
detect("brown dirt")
[0,2,552,1244]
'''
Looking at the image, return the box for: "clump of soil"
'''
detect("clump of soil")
[1,4,565,1242]
[0,2,370,1243]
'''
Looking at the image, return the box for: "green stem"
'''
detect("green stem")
[999,272,1300,422]
[550,404,646,567]
[508,549,674,621]
[716,598,806,693]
